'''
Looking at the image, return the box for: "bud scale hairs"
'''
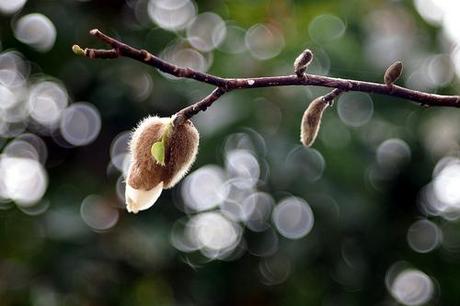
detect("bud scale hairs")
[384,61,403,86]
[125,115,199,213]
[300,97,328,147]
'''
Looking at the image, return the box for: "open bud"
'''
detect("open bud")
[300,97,328,147]
[125,115,199,213]
[384,61,403,86]
[294,49,313,77]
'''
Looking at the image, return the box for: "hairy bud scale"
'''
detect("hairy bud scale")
[300,97,328,147]
[294,49,313,77]
[125,115,199,213]
[384,61,403,86]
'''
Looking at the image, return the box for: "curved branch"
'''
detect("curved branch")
[174,88,227,124]
[73,29,460,120]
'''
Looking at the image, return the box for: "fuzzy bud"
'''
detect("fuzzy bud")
[300,97,328,147]
[384,61,403,86]
[125,115,199,213]
[294,49,313,77]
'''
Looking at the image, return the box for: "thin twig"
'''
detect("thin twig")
[73,29,460,121]
[322,88,343,105]
[174,88,227,125]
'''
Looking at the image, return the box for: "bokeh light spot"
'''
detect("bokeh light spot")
[390,269,434,306]
[309,14,346,44]
[0,0,26,14]
[181,165,227,212]
[147,0,196,31]
[337,92,374,127]
[187,12,226,52]
[60,102,101,146]
[28,81,68,128]
[225,149,260,189]
[14,13,56,52]
[245,24,285,60]
[80,195,119,231]
[272,197,314,239]
[0,155,47,207]
[407,219,442,253]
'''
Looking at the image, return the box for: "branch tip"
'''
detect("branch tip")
[72,44,86,56]
[89,29,99,35]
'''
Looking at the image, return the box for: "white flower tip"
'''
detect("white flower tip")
[125,182,163,214]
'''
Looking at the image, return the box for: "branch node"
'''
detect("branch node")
[322,88,343,106]
[88,49,95,59]
[141,49,153,62]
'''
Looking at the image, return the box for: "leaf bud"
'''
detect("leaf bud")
[125,115,199,213]
[72,44,86,56]
[300,97,328,147]
[384,61,403,86]
[294,49,313,77]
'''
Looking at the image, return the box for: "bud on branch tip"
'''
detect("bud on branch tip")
[72,44,86,56]
[125,115,199,213]
[294,49,313,77]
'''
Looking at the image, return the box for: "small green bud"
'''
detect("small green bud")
[72,44,86,56]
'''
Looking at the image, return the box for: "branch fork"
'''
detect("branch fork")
[73,29,460,125]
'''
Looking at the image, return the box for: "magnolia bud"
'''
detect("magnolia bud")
[162,119,199,188]
[125,115,199,213]
[384,61,403,86]
[294,49,313,77]
[300,97,328,147]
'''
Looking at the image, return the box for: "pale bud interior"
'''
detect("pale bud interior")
[125,181,163,214]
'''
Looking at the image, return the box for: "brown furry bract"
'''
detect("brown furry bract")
[300,97,328,147]
[127,119,167,190]
[162,119,199,188]
[384,61,403,86]
[127,116,199,191]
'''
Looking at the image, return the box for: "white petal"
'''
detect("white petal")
[125,182,163,214]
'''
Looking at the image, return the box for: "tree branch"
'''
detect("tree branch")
[174,88,227,124]
[73,29,460,121]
